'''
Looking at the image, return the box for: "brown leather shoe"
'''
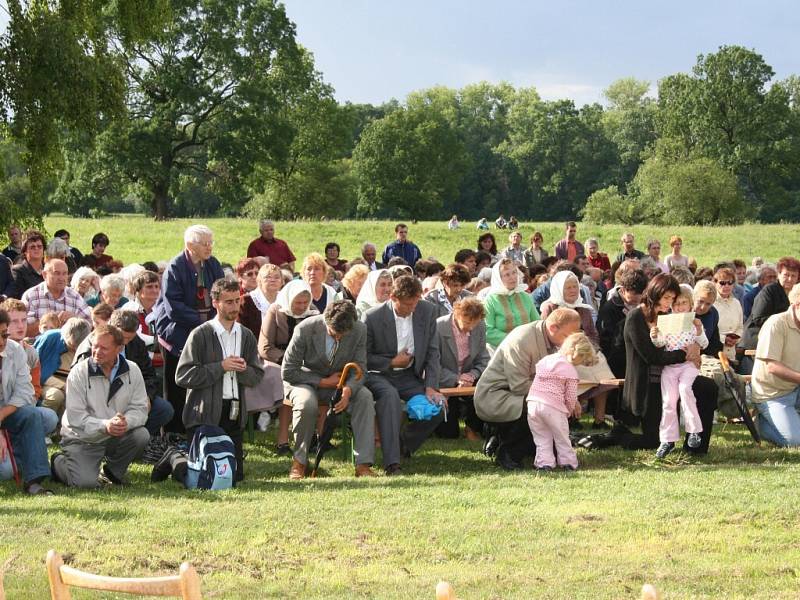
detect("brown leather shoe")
[289,459,306,480]
[355,464,377,477]
[464,426,481,441]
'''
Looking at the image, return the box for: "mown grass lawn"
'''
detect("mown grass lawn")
[3,422,800,599]
[41,216,800,270]
[5,217,800,598]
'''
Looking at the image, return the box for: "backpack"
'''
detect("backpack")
[184,425,237,490]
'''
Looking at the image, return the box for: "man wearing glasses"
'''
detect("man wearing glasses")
[149,225,225,434]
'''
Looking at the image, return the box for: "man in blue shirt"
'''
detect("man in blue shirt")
[382,224,422,267]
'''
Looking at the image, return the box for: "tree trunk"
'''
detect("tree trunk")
[152,182,170,221]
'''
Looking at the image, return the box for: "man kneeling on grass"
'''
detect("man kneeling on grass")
[51,324,150,488]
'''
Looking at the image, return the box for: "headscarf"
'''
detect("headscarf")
[274,280,317,318]
[548,271,593,310]
[356,269,391,310]
[489,259,526,296]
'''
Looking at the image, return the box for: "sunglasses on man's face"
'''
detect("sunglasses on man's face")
[715,280,734,286]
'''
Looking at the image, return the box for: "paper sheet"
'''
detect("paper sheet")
[657,312,695,335]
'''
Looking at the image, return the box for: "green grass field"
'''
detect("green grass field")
[3,217,800,598]
[3,426,800,599]
[38,216,800,269]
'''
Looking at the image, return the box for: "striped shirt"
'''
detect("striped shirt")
[21,282,92,325]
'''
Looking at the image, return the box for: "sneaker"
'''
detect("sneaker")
[98,465,127,487]
[256,412,271,432]
[655,442,675,459]
[536,465,554,472]
[687,433,701,448]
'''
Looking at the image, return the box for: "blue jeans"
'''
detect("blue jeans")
[145,396,174,436]
[755,387,800,446]
[1,405,51,484]
[36,406,59,435]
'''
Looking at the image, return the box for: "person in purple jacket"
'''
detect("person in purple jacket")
[149,225,224,434]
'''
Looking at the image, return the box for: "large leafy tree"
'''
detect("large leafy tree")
[657,45,796,217]
[352,102,469,220]
[56,0,314,220]
[498,91,616,220]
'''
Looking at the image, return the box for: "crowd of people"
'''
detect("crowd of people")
[1,218,798,494]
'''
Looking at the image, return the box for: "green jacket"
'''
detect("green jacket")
[484,291,540,348]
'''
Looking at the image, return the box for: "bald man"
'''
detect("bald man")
[21,259,91,337]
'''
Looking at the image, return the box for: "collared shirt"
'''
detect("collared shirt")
[108,355,121,382]
[246,237,296,266]
[391,304,414,368]
[210,318,242,399]
[501,246,525,264]
[21,282,92,324]
[751,309,800,402]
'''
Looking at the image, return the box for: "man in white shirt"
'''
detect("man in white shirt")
[176,277,263,481]
[363,276,445,475]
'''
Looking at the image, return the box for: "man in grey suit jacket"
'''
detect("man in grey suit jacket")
[435,297,490,439]
[282,300,376,479]
[364,276,445,475]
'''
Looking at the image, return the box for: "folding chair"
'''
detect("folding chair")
[46,550,202,599]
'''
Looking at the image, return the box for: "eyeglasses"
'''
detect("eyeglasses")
[715,280,734,286]
[243,271,258,277]
[193,240,214,248]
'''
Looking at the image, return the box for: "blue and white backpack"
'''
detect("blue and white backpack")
[184,425,237,490]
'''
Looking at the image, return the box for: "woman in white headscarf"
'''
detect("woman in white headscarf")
[254,280,317,450]
[484,257,539,349]
[355,269,393,318]
[541,270,615,428]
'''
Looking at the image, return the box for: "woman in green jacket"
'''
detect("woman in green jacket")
[484,258,539,349]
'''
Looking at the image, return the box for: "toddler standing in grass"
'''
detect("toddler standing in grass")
[649,286,709,458]
[526,332,597,471]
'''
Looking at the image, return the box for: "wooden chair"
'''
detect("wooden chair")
[46,550,202,599]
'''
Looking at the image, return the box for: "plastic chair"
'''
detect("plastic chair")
[46,550,202,599]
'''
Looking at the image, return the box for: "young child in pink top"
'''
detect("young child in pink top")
[649,286,709,458]
[526,332,597,471]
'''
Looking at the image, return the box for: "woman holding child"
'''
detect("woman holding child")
[582,274,718,453]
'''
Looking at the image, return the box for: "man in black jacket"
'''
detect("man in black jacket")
[741,257,800,374]
[74,310,174,438]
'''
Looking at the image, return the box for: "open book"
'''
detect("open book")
[657,311,695,335]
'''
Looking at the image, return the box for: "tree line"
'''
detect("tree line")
[1,1,799,228]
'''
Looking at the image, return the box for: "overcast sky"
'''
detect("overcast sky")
[281,0,800,106]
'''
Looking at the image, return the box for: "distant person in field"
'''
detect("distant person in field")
[554,221,584,262]
[246,220,297,272]
[494,214,507,229]
[665,235,689,272]
[616,232,645,263]
[360,242,384,271]
[447,215,460,230]
[83,233,113,269]
[150,224,225,434]
[10,231,46,298]
[3,225,23,263]
[382,223,422,267]
[476,218,489,231]
[508,216,519,230]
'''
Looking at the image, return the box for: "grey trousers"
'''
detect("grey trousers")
[366,371,444,468]
[54,427,150,488]
[287,385,376,466]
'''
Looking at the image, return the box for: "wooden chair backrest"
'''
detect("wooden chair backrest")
[46,550,202,600]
